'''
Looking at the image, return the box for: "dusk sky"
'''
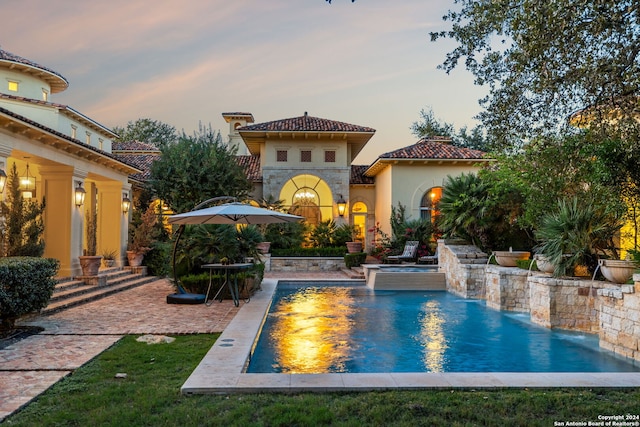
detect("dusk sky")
[1,0,487,164]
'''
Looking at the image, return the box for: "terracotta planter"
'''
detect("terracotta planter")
[126,251,145,267]
[346,242,363,254]
[256,242,271,254]
[599,259,637,284]
[78,255,102,276]
[494,251,530,267]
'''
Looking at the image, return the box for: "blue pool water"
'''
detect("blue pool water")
[247,282,640,374]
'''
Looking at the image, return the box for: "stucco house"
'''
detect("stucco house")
[222,112,490,250]
[0,49,138,277]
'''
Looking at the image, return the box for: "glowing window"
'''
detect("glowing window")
[420,187,443,222]
[8,81,18,92]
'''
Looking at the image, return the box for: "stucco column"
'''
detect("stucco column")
[39,165,86,277]
[97,181,130,266]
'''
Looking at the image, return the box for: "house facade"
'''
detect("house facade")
[0,49,138,277]
[225,112,490,250]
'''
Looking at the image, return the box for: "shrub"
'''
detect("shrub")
[344,252,367,268]
[535,197,623,276]
[144,241,172,277]
[0,257,59,331]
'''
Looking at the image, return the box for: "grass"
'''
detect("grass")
[4,334,640,426]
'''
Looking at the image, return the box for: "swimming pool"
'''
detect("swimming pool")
[247,282,640,374]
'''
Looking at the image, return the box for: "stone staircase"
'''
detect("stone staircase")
[41,267,157,315]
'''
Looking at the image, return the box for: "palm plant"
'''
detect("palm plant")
[534,197,624,277]
[438,173,490,247]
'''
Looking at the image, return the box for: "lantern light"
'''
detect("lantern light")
[74,182,86,207]
[122,195,131,214]
[337,194,347,217]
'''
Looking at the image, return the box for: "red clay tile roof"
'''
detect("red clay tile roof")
[350,165,375,185]
[239,112,375,133]
[112,153,158,181]
[0,48,69,93]
[112,140,160,152]
[236,155,262,182]
[379,137,486,160]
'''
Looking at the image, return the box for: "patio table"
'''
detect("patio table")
[202,263,253,307]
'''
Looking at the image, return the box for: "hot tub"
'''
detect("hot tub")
[362,264,446,290]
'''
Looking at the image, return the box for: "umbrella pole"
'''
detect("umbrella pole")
[170,196,237,294]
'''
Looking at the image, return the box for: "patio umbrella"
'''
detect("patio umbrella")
[166,200,303,305]
[168,202,303,225]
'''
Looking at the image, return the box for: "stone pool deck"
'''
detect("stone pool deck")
[2,270,640,421]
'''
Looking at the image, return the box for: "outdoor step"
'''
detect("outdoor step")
[341,267,365,279]
[42,275,157,316]
[50,271,142,303]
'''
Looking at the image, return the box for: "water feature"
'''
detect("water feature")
[247,282,640,374]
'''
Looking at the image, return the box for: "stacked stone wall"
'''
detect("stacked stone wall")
[269,257,345,272]
[597,277,640,361]
[439,240,488,298]
[485,266,529,312]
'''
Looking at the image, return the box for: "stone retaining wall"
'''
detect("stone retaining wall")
[485,266,529,312]
[441,241,640,362]
[439,240,488,298]
[597,277,640,361]
[269,256,345,272]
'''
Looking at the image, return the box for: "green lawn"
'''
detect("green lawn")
[4,334,639,426]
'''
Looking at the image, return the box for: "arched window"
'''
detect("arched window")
[420,187,442,223]
[279,174,333,224]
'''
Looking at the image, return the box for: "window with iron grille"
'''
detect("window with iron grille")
[325,150,336,163]
[277,150,288,162]
[301,150,312,162]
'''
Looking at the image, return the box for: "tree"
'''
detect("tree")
[411,106,492,151]
[113,118,178,147]
[0,163,45,257]
[148,124,252,214]
[431,0,640,146]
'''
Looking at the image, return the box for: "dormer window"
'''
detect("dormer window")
[99,138,104,150]
[71,125,77,139]
[8,80,18,92]
[86,131,91,145]
[42,89,49,101]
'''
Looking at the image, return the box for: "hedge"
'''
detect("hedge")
[0,257,59,331]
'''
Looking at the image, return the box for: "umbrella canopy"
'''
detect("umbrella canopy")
[168,202,303,225]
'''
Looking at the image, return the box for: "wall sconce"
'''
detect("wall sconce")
[122,195,131,214]
[0,168,6,194]
[74,182,86,207]
[336,194,347,217]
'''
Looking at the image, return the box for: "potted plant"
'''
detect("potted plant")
[79,210,102,276]
[101,249,118,268]
[127,205,157,267]
[494,248,530,267]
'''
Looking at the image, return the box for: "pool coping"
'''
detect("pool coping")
[181,279,640,394]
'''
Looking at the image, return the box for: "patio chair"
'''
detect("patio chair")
[418,247,438,265]
[386,240,419,263]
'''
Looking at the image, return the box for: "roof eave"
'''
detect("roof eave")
[0,109,141,176]
[364,157,492,177]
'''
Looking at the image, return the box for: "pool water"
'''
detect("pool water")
[247,283,640,374]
